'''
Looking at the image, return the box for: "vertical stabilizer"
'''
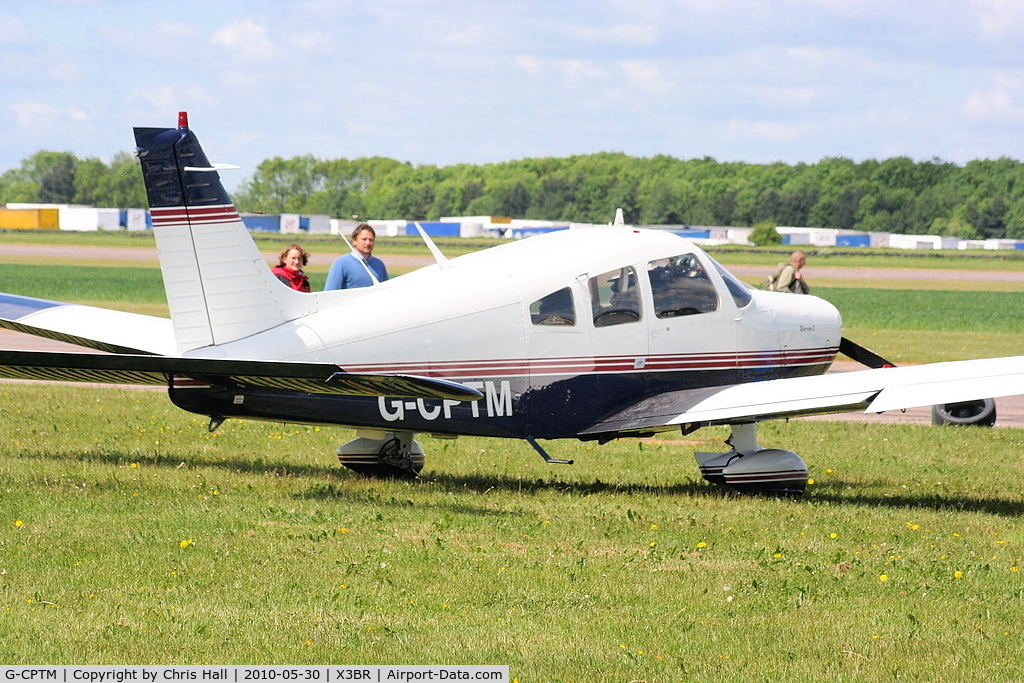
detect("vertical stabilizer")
[134,115,316,352]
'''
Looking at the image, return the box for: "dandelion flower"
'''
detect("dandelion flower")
[879,574,888,582]
[953,570,963,579]
[696,541,707,548]
[14,520,23,527]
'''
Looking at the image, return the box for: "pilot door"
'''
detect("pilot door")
[643,253,741,389]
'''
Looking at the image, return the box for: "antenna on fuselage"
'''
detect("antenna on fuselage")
[413,221,451,269]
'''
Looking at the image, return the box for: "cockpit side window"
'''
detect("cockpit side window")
[589,266,642,327]
[647,254,719,318]
[530,287,576,326]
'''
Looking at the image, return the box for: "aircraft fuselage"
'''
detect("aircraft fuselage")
[172,228,842,440]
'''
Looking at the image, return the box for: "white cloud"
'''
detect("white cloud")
[515,55,543,74]
[0,15,32,43]
[47,61,90,84]
[968,0,1024,38]
[154,19,200,41]
[561,23,658,46]
[128,83,216,115]
[562,59,607,81]
[723,118,806,143]
[8,102,61,132]
[210,18,278,63]
[962,84,1024,123]
[620,61,674,96]
[747,86,818,108]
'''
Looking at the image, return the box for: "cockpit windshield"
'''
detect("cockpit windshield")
[706,255,753,308]
[646,254,718,317]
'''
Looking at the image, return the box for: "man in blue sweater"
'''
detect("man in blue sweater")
[325,223,389,290]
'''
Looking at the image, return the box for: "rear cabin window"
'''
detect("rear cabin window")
[646,254,719,318]
[530,287,576,326]
[589,266,642,327]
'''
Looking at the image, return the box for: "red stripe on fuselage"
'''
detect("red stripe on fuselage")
[339,347,839,378]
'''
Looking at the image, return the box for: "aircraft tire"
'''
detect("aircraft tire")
[340,461,423,479]
[930,398,997,427]
[337,434,425,478]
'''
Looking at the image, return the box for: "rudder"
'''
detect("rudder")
[134,113,316,352]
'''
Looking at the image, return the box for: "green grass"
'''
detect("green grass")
[2,383,1024,677]
[0,265,323,316]
[817,289,1024,363]
[0,265,167,306]
[819,289,1024,334]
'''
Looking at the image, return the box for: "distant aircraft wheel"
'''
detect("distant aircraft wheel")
[931,399,996,427]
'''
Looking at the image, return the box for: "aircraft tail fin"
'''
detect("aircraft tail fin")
[134,113,316,353]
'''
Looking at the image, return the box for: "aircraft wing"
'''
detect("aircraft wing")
[0,350,483,401]
[0,293,176,355]
[580,355,1024,436]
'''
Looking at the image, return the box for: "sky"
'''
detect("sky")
[4,0,1024,191]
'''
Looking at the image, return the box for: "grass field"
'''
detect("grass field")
[2,383,1024,678]
[2,232,1024,677]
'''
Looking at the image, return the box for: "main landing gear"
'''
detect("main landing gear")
[695,423,809,496]
[337,430,425,479]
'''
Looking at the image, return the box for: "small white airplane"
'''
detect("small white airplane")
[2,112,1023,495]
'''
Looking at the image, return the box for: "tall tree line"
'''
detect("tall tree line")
[3,150,1024,239]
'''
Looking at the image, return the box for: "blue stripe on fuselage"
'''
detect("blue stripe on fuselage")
[0,293,65,321]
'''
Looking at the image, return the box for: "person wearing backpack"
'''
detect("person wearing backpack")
[766,251,810,294]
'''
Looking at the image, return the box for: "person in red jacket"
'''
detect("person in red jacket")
[271,243,311,292]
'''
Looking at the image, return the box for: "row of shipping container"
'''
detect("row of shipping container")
[3,204,1023,251]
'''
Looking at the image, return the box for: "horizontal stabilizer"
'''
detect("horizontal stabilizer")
[0,293,175,355]
[0,350,483,401]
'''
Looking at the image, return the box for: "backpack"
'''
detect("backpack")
[764,264,787,291]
